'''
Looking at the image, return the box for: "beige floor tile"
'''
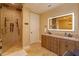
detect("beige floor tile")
[2,45,22,55]
[3,42,57,56]
[25,42,57,56]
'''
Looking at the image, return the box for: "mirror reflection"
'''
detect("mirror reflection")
[48,13,74,31]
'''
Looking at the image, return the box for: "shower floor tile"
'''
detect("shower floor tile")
[2,45,22,56]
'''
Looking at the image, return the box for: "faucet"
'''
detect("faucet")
[68,33,73,37]
[64,32,73,37]
[64,32,67,36]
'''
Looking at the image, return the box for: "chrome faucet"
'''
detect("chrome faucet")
[64,32,67,36]
[68,33,73,37]
[64,32,73,37]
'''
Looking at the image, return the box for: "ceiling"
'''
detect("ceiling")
[24,3,63,14]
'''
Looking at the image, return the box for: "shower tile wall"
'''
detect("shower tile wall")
[0,6,22,53]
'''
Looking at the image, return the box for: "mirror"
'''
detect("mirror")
[48,13,74,31]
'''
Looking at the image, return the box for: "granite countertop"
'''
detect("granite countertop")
[42,34,79,41]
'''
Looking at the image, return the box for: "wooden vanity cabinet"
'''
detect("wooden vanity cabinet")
[41,35,79,56]
[41,35,59,55]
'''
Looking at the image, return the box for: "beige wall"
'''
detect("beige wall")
[22,4,40,48]
[40,4,79,37]
[22,5,30,49]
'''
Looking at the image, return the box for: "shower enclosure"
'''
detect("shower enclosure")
[0,4,22,55]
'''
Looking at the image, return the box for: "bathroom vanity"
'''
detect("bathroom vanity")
[41,12,79,56]
[41,34,79,56]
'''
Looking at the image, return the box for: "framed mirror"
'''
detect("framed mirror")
[48,13,74,31]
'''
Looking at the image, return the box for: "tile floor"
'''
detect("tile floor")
[25,42,57,56]
[2,42,57,56]
[2,45,22,56]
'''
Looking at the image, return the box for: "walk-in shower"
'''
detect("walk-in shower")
[0,4,22,55]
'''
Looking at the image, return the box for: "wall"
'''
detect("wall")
[40,4,79,37]
[22,5,30,49]
[1,6,22,52]
[22,4,40,49]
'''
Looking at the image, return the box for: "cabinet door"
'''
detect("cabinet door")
[59,39,67,56]
[66,40,75,51]
[46,36,51,50]
[50,37,55,52]
[41,35,46,48]
[53,38,59,55]
[50,37,59,55]
[41,35,51,50]
[44,35,48,49]
[75,41,79,49]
